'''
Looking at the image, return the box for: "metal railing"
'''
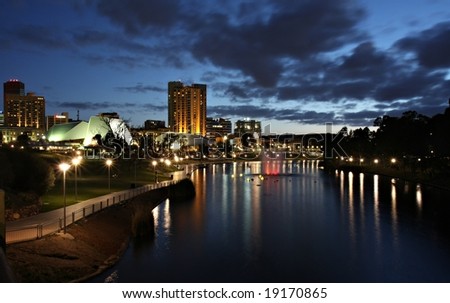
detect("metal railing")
[6,180,177,244]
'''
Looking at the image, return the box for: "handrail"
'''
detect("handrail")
[5,180,179,244]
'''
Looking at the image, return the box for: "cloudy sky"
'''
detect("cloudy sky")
[1,0,449,133]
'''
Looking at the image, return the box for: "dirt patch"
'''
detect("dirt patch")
[6,203,132,282]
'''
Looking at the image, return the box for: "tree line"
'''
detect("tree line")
[341,106,450,159]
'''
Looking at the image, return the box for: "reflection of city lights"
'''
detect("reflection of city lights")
[416,184,423,209]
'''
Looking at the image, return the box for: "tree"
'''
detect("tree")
[373,111,431,157]
[0,149,55,209]
[16,133,30,148]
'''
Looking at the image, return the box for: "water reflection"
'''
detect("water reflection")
[390,180,398,251]
[347,172,355,242]
[373,175,380,241]
[416,184,423,213]
[92,161,450,283]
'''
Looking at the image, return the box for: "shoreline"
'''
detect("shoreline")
[322,159,450,191]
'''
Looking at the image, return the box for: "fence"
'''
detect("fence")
[6,180,176,244]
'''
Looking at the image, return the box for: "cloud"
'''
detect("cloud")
[116,84,166,93]
[83,54,148,69]
[142,103,167,112]
[54,101,113,110]
[342,110,381,126]
[395,21,450,69]
[49,100,167,123]
[96,0,182,34]
[72,29,111,46]
[190,0,367,87]
[373,69,445,102]
[10,25,72,50]
[92,0,367,87]
[208,104,337,125]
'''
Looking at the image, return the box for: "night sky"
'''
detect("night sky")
[1,0,449,133]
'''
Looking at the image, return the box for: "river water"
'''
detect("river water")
[92,160,450,282]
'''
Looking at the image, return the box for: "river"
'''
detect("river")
[92,160,450,282]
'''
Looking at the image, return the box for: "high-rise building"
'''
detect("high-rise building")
[144,119,166,130]
[3,80,45,129]
[46,112,69,131]
[168,81,207,136]
[206,117,232,137]
[234,119,262,137]
[3,79,24,96]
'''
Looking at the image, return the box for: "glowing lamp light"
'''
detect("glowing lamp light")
[59,162,70,172]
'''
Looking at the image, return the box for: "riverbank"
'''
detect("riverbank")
[323,159,450,191]
[5,187,169,282]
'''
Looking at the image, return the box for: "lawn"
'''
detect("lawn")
[41,156,175,212]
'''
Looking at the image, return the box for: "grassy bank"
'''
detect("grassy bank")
[41,156,176,212]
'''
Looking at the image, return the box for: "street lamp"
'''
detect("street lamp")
[106,159,113,192]
[59,162,71,234]
[71,156,81,201]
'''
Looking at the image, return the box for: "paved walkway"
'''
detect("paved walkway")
[6,168,189,244]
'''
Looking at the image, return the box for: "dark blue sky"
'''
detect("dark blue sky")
[1,0,449,133]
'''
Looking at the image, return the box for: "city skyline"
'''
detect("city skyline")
[1,0,449,133]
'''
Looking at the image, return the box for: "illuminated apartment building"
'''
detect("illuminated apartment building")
[206,117,232,137]
[46,112,69,131]
[234,119,262,136]
[3,80,45,130]
[168,81,207,136]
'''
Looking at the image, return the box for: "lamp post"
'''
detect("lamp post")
[152,160,157,182]
[59,162,70,234]
[106,159,113,192]
[71,156,81,201]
